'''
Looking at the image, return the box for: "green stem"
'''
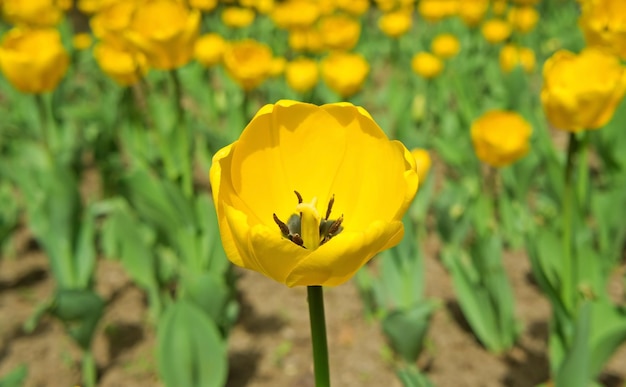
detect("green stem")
[488,166,500,230]
[562,132,580,314]
[307,285,330,387]
[169,69,193,197]
[34,94,51,153]
[82,351,96,387]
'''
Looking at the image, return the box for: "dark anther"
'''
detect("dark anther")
[273,213,290,236]
[327,215,343,236]
[325,195,335,220]
[294,190,303,204]
[291,234,304,247]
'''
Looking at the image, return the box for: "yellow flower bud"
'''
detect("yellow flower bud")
[579,0,626,60]
[410,148,432,182]
[431,33,461,59]
[499,44,535,73]
[194,33,226,67]
[94,41,148,86]
[285,57,319,94]
[471,110,532,168]
[223,39,273,90]
[0,28,69,93]
[541,48,626,132]
[321,51,369,98]
[335,0,369,16]
[411,52,444,79]
[126,0,200,70]
[221,6,255,29]
[378,10,413,39]
[481,19,512,44]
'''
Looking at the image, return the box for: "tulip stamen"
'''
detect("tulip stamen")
[274,192,343,249]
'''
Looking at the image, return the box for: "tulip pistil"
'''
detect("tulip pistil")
[272,191,343,249]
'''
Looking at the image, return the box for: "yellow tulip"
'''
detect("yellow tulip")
[288,28,324,53]
[194,33,226,67]
[269,57,286,77]
[189,0,218,12]
[471,110,532,168]
[541,48,626,132]
[223,39,273,90]
[90,1,137,47]
[77,0,121,14]
[378,10,413,38]
[0,28,69,93]
[481,19,512,44]
[491,0,508,15]
[285,57,319,93]
[335,0,369,16]
[411,52,443,79]
[126,0,200,70]
[511,0,539,5]
[431,33,461,59]
[2,0,66,27]
[458,0,488,27]
[579,0,626,60]
[221,6,256,29]
[209,100,418,287]
[507,6,539,34]
[93,41,147,86]
[499,44,535,73]
[319,15,361,51]
[418,0,458,22]
[271,0,320,29]
[321,51,369,98]
[410,148,432,182]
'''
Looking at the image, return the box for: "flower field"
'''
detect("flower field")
[1,0,626,386]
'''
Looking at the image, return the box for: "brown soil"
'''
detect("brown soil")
[1,228,625,387]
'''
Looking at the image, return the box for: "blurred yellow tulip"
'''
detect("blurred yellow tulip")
[72,33,93,51]
[126,0,200,70]
[378,10,413,38]
[321,51,369,98]
[223,39,273,90]
[541,48,626,132]
[2,0,67,27]
[579,0,626,60]
[411,52,443,79]
[319,15,361,51]
[285,57,319,93]
[431,33,461,59]
[458,0,489,27]
[481,19,512,44]
[271,0,319,29]
[94,41,147,86]
[194,33,226,67]
[221,6,255,29]
[0,28,69,93]
[507,6,539,34]
[189,0,218,12]
[499,44,535,73]
[471,110,532,168]
[410,148,432,182]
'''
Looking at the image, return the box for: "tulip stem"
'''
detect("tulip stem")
[169,69,193,197]
[562,132,580,314]
[307,285,330,387]
[34,94,51,153]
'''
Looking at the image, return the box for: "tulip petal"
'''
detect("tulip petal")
[285,220,404,287]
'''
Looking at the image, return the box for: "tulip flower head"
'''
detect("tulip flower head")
[541,48,626,132]
[0,27,69,93]
[471,110,532,167]
[209,101,418,287]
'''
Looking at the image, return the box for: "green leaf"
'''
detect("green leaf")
[52,289,105,350]
[381,301,437,363]
[157,300,227,387]
[396,365,434,387]
[0,364,27,387]
[555,302,592,387]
